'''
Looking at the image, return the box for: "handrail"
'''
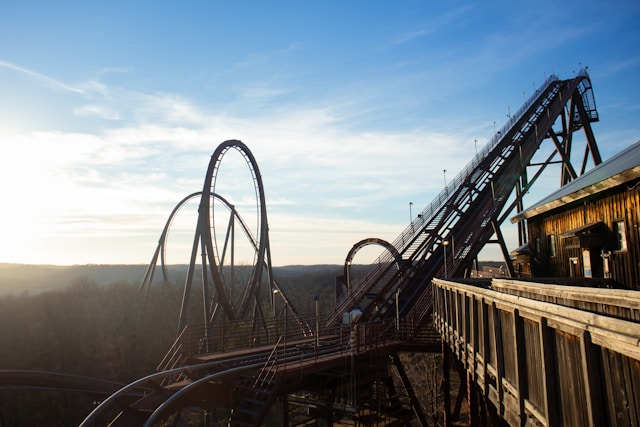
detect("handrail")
[491,278,640,320]
[253,335,284,391]
[329,71,570,324]
[156,323,190,371]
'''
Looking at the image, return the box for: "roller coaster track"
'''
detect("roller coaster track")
[7,70,603,426]
[80,318,421,426]
[80,70,601,426]
[0,370,145,397]
[138,191,310,339]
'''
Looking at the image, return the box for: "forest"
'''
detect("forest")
[0,264,446,426]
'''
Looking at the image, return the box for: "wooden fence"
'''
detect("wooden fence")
[433,278,640,426]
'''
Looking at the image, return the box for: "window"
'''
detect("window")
[547,234,556,257]
[614,221,627,251]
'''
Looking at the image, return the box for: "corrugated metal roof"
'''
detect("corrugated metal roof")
[511,140,640,222]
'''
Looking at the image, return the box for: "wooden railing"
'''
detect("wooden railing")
[491,278,640,321]
[433,278,640,427]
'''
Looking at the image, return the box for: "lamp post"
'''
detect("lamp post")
[443,240,449,278]
[313,294,319,358]
[395,289,400,335]
[272,289,280,339]
[409,202,413,224]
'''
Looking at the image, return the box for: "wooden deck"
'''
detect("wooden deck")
[433,278,640,426]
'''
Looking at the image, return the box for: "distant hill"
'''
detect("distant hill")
[0,263,342,296]
[0,263,146,295]
[0,261,505,296]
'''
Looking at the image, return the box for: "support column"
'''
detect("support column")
[443,340,452,427]
[452,361,467,420]
[468,371,479,427]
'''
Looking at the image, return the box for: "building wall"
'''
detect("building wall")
[526,178,640,289]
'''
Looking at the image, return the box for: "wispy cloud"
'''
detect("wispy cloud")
[73,104,121,120]
[597,57,640,78]
[389,5,474,45]
[0,59,87,95]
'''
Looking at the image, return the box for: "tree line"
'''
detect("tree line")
[0,265,340,425]
[0,264,450,426]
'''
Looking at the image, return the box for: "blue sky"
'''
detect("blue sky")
[1,1,639,266]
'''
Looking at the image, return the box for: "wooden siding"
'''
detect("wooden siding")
[434,278,640,426]
[526,178,640,289]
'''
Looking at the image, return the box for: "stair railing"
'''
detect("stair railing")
[253,335,285,392]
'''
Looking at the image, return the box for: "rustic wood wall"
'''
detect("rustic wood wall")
[527,178,639,289]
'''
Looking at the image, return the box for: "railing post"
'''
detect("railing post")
[540,318,558,426]
[513,309,527,425]
[491,302,505,417]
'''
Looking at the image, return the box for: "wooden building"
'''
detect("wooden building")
[511,141,640,289]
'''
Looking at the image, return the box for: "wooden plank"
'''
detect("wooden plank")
[600,347,618,425]
[620,353,640,425]
[580,330,605,426]
[469,295,477,374]
[491,302,505,417]
[492,279,640,310]
[513,309,526,426]
[539,318,558,427]
[523,399,548,427]
[481,298,490,400]
[630,357,640,424]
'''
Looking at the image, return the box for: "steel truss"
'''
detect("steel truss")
[330,69,601,332]
[79,70,603,426]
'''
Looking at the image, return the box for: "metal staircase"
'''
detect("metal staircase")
[231,337,285,426]
[328,69,601,333]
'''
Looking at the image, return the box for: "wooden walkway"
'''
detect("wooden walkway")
[433,277,640,426]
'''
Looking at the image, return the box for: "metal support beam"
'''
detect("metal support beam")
[490,220,515,278]
[392,355,430,427]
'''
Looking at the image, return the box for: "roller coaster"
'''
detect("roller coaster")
[88,69,602,426]
[4,69,604,426]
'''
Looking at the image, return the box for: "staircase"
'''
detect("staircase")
[231,337,284,426]
[328,69,600,332]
